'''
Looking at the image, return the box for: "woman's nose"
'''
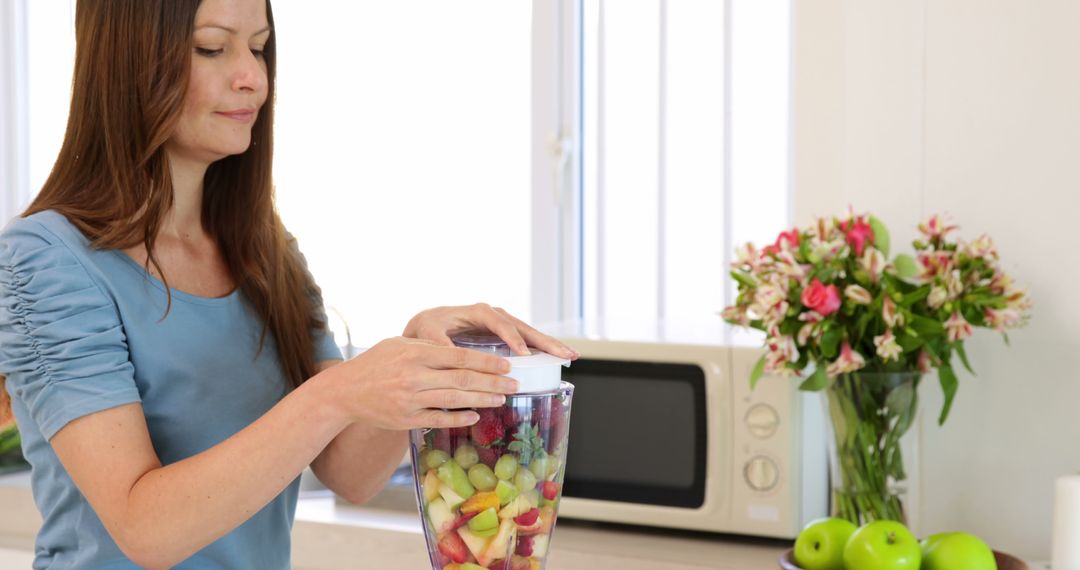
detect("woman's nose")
[231,50,267,94]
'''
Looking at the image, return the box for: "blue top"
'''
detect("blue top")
[0,211,342,569]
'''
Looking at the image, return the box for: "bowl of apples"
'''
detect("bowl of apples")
[780,518,1028,570]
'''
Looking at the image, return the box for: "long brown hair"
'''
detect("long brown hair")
[23,0,324,390]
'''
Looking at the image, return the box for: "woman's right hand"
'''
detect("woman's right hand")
[317,336,519,431]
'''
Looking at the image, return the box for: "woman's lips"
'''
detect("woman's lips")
[217,109,256,122]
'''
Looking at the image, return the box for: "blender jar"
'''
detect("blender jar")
[410,335,574,570]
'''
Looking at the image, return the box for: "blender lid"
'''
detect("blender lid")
[506,349,570,393]
[452,334,570,393]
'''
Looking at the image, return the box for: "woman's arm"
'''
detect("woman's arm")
[310,304,580,507]
[49,338,516,570]
[309,360,410,504]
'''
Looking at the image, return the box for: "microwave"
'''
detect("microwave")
[549,320,828,539]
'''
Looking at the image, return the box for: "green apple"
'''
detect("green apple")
[921,531,996,570]
[843,520,921,570]
[793,517,858,570]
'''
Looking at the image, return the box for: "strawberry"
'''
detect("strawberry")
[438,531,470,564]
[513,508,540,527]
[515,535,534,557]
[476,444,502,468]
[542,481,560,501]
[433,429,453,453]
[450,511,478,530]
[471,408,505,447]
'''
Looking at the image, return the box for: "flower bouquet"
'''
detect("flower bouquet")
[722,211,1030,524]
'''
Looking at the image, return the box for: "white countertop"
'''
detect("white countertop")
[0,471,1048,569]
[1,470,789,569]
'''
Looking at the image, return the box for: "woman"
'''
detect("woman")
[0,1,576,568]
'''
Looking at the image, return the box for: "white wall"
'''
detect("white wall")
[794,0,1080,558]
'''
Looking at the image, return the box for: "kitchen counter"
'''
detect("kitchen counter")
[0,471,1048,569]
[2,470,789,569]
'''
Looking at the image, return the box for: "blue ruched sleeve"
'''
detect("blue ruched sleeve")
[0,219,140,440]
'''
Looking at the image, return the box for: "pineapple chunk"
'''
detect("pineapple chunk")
[460,491,500,515]
[423,469,441,504]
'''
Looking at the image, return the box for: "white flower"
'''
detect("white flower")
[945,269,964,300]
[882,297,904,328]
[827,341,867,376]
[845,284,873,305]
[859,247,886,283]
[874,329,903,362]
[984,307,1022,332]
[963,234,998,262]
[928,286,948,309]
[945,311,974,342]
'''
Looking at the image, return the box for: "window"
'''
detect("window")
[578,0,791,325]
[271,2,533,349]
[6,0,791,346]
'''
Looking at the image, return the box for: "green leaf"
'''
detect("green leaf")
[896,331,925,353]
[821,328,843,359]
[937,364,959,426]
[901,287,931,307]
[798,365,828,391]
[731,270,757,289]
[749,354,767,390]
[869,216,891,258]
[894,254,919,280]
[909,315,945,338]
[856,311,874,342]
[955,343,976,375]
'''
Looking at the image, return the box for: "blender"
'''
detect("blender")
[410,335,574,570]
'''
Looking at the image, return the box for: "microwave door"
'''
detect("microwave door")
[561,359,708,509]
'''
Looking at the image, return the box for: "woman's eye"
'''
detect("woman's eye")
[251,48,265,59]
[195,47,223,57]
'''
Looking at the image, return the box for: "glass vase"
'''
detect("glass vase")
[824,371,921,525]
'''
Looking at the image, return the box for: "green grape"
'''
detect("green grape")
[425,449,450,471]
[514,467,537,492]
[468,464,498,491]
[454,444,479,469]
[495,479,518,506]
[545,455,562,478]
[529,452,549,479]
[494,454,519,481]
[436,460,476,500]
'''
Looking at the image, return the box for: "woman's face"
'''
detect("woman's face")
[167,0,270,165]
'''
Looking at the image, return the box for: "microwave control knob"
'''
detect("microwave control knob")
[744,456,780,492]
[745,403,780,439]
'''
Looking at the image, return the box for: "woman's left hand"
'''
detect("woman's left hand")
[403,303,579,359]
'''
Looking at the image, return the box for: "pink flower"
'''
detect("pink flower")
[827,341,867,376]
[918,251,954,281]
[801,279,842,317]
[945,311,974,342]
[874,329,903,362]
[840,217,875,256]
[775,228,801,251]
[918,214,959,241]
